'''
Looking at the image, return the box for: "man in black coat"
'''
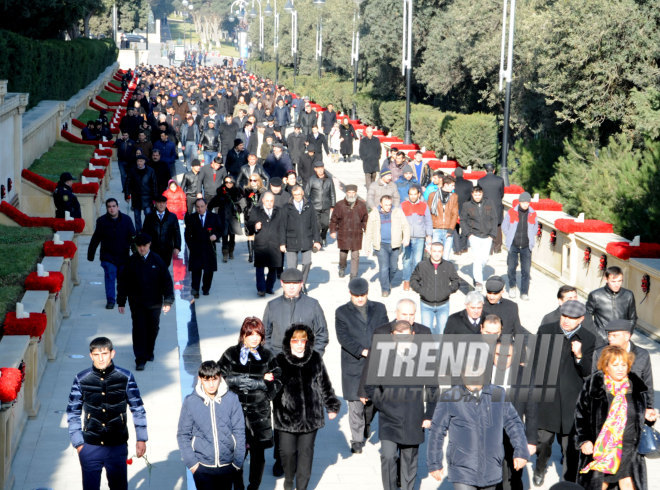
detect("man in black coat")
[184,198,222,298]
[142,196,181,267]
[268,177,291,208]
[534,300,596,485]
[321,103,337,136]
[246,192,283,296]
[286,125,306,173]
[335,278,389,454]
[482,276,527,335]
[198,156,227,203]
[88,198,136,309]
[237,153,270,189]
[125,155,157,233]
[236,121,258,156]
[225,139,249,179]
[444,291,487,334]
[304,162,336,246]
[263,144,293,179]
[117,233,174,370]
[219,114,238,161]
[359,315,436,490]
[477,163,505,253]
[297,103,318,136]
[181,159,203,214]
[297,147,317,184]
[359,126,383,188]
[452,167,473,254]
[586,265,638,341]
[305,126,328,161]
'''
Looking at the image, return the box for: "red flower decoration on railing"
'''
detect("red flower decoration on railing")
[82,168,105,179]
[599,254,607,272]
[44,240,77,258]
[550,230,557,246]
[536,223,542,240]
[641,274,650,294]
[3,312,48,338]
[584,247,591,265]
[24,271,64,293]
[0,367,24,403]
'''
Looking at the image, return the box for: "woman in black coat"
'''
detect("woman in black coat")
[273,324,340,490]
[246,192,284,296]
[338,117,357,162]
[218,317,281,490]
[575,345,657,490]
[209,175,245,262]
[243,175,268,263]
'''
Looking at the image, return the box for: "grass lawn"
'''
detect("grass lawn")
[99,90,122,103]
[77,109,103,123]
[216,41,239,57]
[29,141,95,182]
[168,17,200,45]
[0,225,53,322]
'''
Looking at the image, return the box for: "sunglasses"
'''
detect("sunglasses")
[291,339,307,344]
[250,179,259,182]
[225,181,233,184]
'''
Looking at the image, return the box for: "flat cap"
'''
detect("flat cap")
[270,177,283,186]
[345,184,358,192]
[485,276,505,293]
[313,161,324,168]
[485,163,494,170]
[280,268,303,283]
[349,278,369,296]
[134,232,152,245]
[154,195,167,203]
[560,300,586,318]
[604,319,634,332]
[519,192,532,203]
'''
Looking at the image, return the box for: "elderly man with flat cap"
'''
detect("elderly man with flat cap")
[502,191,538,300]
[533,300,596,485]
[483,275,527,336]
[330,184,368,279]
[335,278,389,454]
[592,319,654,412]
[117,232,174,370]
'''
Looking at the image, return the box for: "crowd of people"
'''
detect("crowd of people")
[69,61,658,490]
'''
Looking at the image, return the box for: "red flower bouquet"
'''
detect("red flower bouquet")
[0,367,23,403]
[44,240,77,258]
[25,271,64,293]
[3,312,48,338]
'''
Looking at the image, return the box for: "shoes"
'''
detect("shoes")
[521,294,530,301]
[322,239,327,247]
[338,269,345,278]
[135,362,146,371]
[350,442,363,454]
[532,469,545,487]
[229,252,234,260]
[364,424,370,439]
[105,302,115,309]
[202,290,210,296]
[257,291,266,297]
[403,280,410,291]
[266,290,274,295]
[382,290,390,297]
[192,290,200,299]
[474,282,483,292]
[509,287,517,298]
[148,355,154,362]
[222,252,228,263]
[272,461,284,477]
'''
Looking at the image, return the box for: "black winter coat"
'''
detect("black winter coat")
[298,153,316,184]
[460,197,498,239]
[273,325,340,433]
[444,310,486,335]
[237,163,270,189]
[321,110,337,133]
[225,148,249,179]
[339,124,357,156]
[335,300,389,400]
[200,127,220,152]
[142,209,181,267]
[304,173,336,211]
[53,182,82,219]
[287,132,306,165]
[575,371,650,490]
[410,258,460,306]
[184,211,222,271]
[454,176,473,213]
[359,136,382,173]
[280,200,320,252]
[87,212,136,266]
[181,170,202,198]
[263,153,293,179]
[297,110,318,135]
[117,251,174,308]
[218,344,281,445]
[478,173,505,224]
[126,166,157,210]
[483,298,528,336]
[246,206,284,268]
[537,321,596,434]
[305,133,328,158]
[219,121,239,153]
[586,285,638,337]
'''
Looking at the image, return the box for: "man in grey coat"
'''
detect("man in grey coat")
[262,268,328,356]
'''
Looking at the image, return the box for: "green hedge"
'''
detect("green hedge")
[252,61,498,167]
[0,30,117,108]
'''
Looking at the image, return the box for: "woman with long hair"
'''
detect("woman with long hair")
[243,174,267,263]
[218,317,281,490]
[575,345,657,490]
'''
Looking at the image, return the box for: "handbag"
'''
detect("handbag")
[638,425,660,458]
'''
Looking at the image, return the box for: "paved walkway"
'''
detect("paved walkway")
[10,71,660,490]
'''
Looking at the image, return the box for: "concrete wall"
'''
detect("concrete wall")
[0,83,29,204]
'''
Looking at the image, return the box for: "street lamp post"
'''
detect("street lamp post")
[249,0,264,62]
[284,0,297,88]
[265,0,280,85]
[314,0,325,79]
[351,0,363,120]
[498,0,516,185]
[402,0,412,144]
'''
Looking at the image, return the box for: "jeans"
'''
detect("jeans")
[468,235,493,285]
[192,464,235,490]
[380,440,418,490]
[78,443,128,490]
[100,261,123,303]
[133,205,152,233]
[432,228,454,260]
[402,238,426,281]
[184,141,197,168]
[278,430,317,490]
[376,243,401,292]
[117,160,128,194]
[420,301,450,334]
[256,267,277,293]
[203,150,217,166]
[507,245,531,295]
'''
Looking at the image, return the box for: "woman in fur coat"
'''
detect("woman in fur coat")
[273,324,341,490]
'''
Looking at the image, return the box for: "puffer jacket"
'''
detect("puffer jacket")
[586,285,638,335]
[177,379,246,471]
[304,173,336,211]
[427,384,530,487]
[273,325,340,433]
[67,363,147,447]
[410,258,461,306]
[163,180,187,219]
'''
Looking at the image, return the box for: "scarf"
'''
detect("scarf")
[430,189,450,216]
[580,375,629,475]
[239,345,262,365]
